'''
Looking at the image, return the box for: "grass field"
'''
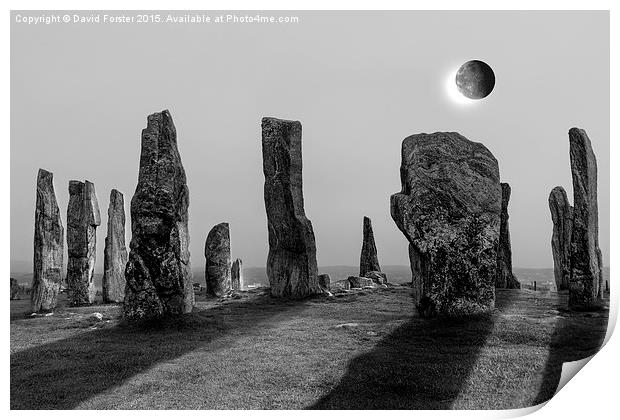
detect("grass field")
[10,286,608,410]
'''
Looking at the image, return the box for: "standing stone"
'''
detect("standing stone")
[102,189,128,303]
[549,186,573,291]
[569,128,603,308]
[496,183,520,289]
[11,278,20,300]
[262,117,319,297]
[359,216,381,277]
[205,222,232,297]
[318,273,331,292]
[31,169,64,312]
[124,110,194,321]
[231,258,243,291]
[66,180,100,306]
[390,132,501,317]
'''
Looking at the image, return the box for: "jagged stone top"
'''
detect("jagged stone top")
[395,131,500,219]
[68,180,101,226]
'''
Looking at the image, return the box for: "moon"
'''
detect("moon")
[455,60,495,99]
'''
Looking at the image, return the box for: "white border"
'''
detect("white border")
[3,2,617,420]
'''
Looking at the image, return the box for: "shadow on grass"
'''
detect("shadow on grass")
[309,294,514,410]
[10,293,310,409]
[533,292,609,405]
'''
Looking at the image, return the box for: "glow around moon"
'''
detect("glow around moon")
[444,67,478,106]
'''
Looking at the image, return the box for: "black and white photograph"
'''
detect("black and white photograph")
[6,2,618,415]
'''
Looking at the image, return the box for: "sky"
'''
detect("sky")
[10,11,609,271]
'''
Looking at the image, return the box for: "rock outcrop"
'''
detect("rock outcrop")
[102,189,128,303]
[318,273,331,292]
[390,132,501,317]
[66,180,100,306]
[549,186,573,291]
[364,271,387,285]
[205,222,232,297]
[124,110,194,321]
[359,216,381,276]
[568,128,604,308]
[231,258,243,291]
[262,117,319,297]
[348,276,375,289]
[496,183,520,289]
[31,169,64,312]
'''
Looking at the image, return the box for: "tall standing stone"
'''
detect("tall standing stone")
[496,183,520,289]
[262,117,319,297]
[231,258,243,291]
[205,222,232,297]
[390,132,501,317]
[66,180,100,306]
[103,189,128,303]
[549,186,573,291]
[31,170,64,312]
[359,216,381,277]
[124,110,194,321]
[568,127,603,308]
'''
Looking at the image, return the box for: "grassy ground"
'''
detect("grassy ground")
[10,286,608,410]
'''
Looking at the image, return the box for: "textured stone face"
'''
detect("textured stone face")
[318,273,331,292]
[262,117,319,297]
[11,278,20,300]
[103,189,128,303]
[231,258,243,291]
[348,276,375,289]
[31,169,64,312]
[66,180,100,306]
[569,128,603,308]
[205,222,232,297]
[124,110,194,321]
[390,132,501,317]
[364,271,387,285]
[359,216,381,277]
[549,186,573,291]
[496,183,520,289]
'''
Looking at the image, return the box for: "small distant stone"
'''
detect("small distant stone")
[89,312,103,321]
[331,323,359,329]
[367,331,378,336]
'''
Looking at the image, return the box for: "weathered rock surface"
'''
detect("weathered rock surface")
[334,279,351,291]
[11,278,20,300]
[31,169,64,312]
[390,132,501,317]
[569,128,604,308]
[318,273,331,292]
[231,258,243,291]
[496,183,520,289]
[66,180,100,306]
[364,271,388,285]
[124,110,194,321]
[348,276,375,289]
[359,216,381,276]
[262,117,319,297]
[549,186,573,291]
[205,222,232,297]
[102,189,128,303]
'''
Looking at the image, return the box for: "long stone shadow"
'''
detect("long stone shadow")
[10,293,310,409]
[309,292,514,410]
[532,292,609,405]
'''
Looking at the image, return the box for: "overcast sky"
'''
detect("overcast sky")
[11,11,609,271]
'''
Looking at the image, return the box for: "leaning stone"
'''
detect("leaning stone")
[496,183,520,289]
[31,169,64,312]
[205,222,232,297]
[231,258,243,291]
[10,278,20,300]
[549,186,573,291]
[262,117,319,297]
[124,110,194,321]
[569,128,603,308]
[103,189,128,303]
[359,216,381,276]
[390,132,501,317]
